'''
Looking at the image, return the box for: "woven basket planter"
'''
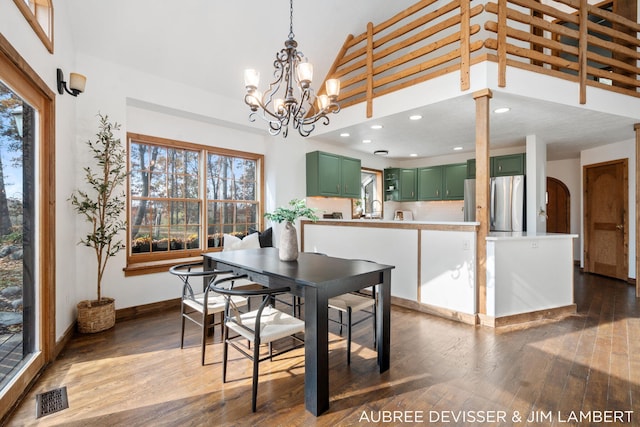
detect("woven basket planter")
[77,297,115,333]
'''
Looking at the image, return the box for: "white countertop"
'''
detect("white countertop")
[486,231,579,241]
[314,219,480,226]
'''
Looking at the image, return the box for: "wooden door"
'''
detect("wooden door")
[546,177,570,233]
[584,159,628,280]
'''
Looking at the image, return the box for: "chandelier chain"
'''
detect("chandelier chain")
[288,0,295,40]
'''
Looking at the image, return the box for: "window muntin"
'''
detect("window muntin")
[127,134,262,265]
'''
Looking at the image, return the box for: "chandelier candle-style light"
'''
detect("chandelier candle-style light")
[243,0,340,137]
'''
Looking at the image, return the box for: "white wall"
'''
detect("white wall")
[581,139,636,279]
[547,157,581,261]
[526,135,547,233]
[1,0,81,340]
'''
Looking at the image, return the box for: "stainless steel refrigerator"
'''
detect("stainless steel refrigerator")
[463,176,525,231]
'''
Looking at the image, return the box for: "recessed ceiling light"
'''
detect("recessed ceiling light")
[410,153,418,157]
[409,115,422,121]
[340,132,350,137]
[453,146,463,151]
[370,124,383,130]
[494,107,510,114]
[362,139,372,144]
[374,150,388,156]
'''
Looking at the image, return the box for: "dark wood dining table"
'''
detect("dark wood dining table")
[203,247,394,416]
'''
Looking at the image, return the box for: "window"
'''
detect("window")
[126,133,263,273]
[13,0,54,53]
[356,168,383,219]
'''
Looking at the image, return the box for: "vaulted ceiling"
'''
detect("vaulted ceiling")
[64,0,640,161]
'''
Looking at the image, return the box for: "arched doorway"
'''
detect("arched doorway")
[546,176,570,234]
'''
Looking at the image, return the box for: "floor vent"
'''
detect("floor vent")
[35,386,69,418]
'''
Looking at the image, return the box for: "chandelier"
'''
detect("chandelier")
[243,0,340,138]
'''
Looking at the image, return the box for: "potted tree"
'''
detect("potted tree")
[264,198,318,261]
[69,114,127,333]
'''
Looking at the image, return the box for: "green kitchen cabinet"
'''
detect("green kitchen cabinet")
[384,168,400,201]
[306,151,361,198]
[467,154,524,178]
[340,156,362,198]
[417,163,466,200]
[384,168,417,201]
[442,163,467,200]
[399,168,417,201]
[466,158,475,178]
[417,166,443,200]
[493,153,526,176]
[466,158,495,178]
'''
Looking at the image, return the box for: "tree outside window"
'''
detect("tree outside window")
[127,134,262,268]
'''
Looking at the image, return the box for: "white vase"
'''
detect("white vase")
[279,221,299,261]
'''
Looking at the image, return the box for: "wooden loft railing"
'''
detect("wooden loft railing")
[484,0,640,104]
[325,0,484,118]
[324,0,640,117]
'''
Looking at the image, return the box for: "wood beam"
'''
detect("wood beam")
[473,88,492,315]
[366,22,374,118]
[578,0,588,104]
[635,123,640,297]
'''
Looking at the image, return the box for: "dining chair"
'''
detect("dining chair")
[328,259,377,365]
[212,275,305,412]
[169,262,247,366]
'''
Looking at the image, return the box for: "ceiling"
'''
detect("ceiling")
[315,92,639,161]
[64,1,640,162]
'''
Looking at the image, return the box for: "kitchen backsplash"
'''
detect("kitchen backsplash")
[306,197,464,222]
[384,200,464,221]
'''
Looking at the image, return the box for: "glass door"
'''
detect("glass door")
[0,81,36,393]
[0,39,55,422]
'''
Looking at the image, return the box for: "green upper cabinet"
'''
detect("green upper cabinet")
[466,158,495,178]
[442,163,467,200]
[384,168,416,201]
[399,168,417,201]
[417,166,443,200]
[493,153,526,176]
[467,154,525,178]
[306,151,341,197]
[340,156,361,198]
[384,168,400,201]
[306,151,361,198]
[417,163,466,200]
[466,158,475,178]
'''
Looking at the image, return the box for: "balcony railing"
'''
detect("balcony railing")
[325,0,640,117]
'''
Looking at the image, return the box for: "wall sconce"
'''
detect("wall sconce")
[57,68,86,96]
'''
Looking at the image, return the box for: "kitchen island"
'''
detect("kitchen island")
[301,219,577,326]
[301,219,479,324]
[483,231,578,327]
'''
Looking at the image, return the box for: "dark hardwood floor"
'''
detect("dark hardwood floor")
[4,269,640,426]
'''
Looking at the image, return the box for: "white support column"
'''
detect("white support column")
[526,135,547,234]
